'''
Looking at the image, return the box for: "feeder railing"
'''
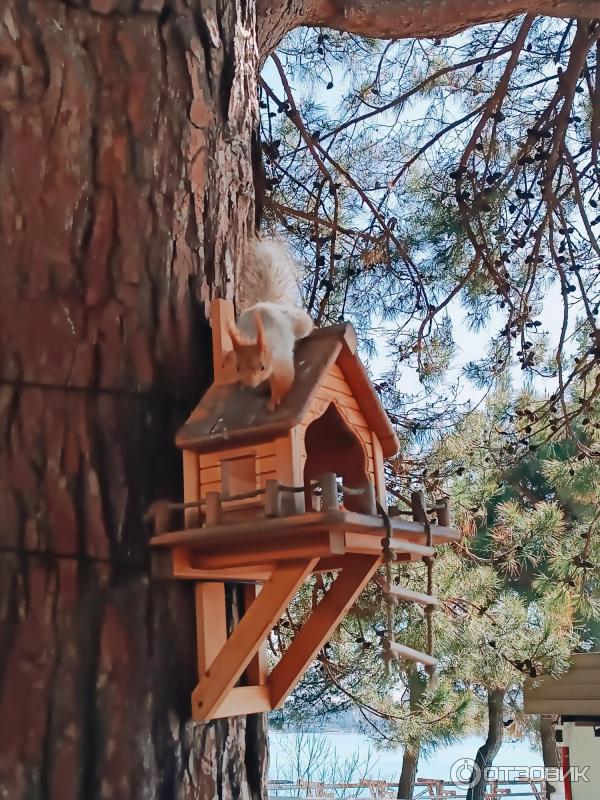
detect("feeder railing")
[146,474,451,540]
[145,472,382,534]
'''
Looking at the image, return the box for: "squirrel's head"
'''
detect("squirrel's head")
[227,315,273,388]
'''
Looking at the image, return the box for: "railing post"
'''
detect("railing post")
[265,480,282,517]
[365,481,377,515]
[319,473,339,511]
[437,498,451,526]
[411,490,428,523]
[205,492,222,525]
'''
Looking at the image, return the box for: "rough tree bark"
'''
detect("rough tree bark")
[397,749,419,800]
[257,0,600,63]
[466,688,506,800]
[540,716,560,799]
[396,669,425,800]
[0,1,264,798]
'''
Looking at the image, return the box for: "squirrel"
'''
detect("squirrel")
[227,239,314,410]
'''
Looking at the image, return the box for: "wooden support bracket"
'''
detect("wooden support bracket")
[149,505,457,720]
[269,554,381,708]
[192,558,317,720]
[189,553,382,720]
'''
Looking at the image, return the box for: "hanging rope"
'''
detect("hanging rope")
[376,500,396,675]
[424,516,438,688]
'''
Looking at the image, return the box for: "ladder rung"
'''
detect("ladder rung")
[382,639,438,668]
[383,583,438,607]
[383,539,434,558]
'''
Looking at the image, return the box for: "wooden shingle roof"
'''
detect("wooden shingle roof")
[176,322,399,457]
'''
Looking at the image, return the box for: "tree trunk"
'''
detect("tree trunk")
[397,748,419,800]
[0,1,263,798]
[540,716,559,799]
[466,688,506,800]
[397,669,425,799]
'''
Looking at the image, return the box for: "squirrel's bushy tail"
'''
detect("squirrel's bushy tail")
[237,239,303,312]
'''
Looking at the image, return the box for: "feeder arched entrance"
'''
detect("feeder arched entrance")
[303,402,372,514]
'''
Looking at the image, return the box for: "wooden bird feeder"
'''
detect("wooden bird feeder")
[148,299,459,721]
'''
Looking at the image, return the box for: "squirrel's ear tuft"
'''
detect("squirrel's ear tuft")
[255,313,267,353]
[228,321,245,351]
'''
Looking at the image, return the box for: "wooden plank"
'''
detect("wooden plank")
[370,432,386,505]
[343,532,382,556]
[310,392,372,444]
[572,653,600,670]
[171,549,274,582]
[389,523,458,544]
[383,640,437,668]
[192,558,318,720]
[315,556,349,572]
[196,583,227,675]
[200,442,275,469]
[269,554,381,709]
[257,470,278,485]
[210,685,272,719]
[383,583,438,607]
[321,379,355,401]
[218,504,266,524]
[523,698,600,716]
[257,455,278,474]
[308,390,372,444]
[291,426,303,487]
[274,432,304,514]
[273,433,294,484]
[368,456,375,483]
[199,479,222,498]
[176,524,342,556]
[244,584,268,686]
[344,532,433,558]
[200,465,221,485]
[329,362,347,381]
[151,510,459,549]
[183,451,201,527]
[524,683,600,701]
[319,376,358,402]
[387,539,435,558]
[173,546,194,576]
[336,345,399,458]
[186,567,273,582]
[526,668,600,690]
[191,533,342,570]
[351,422,376,448]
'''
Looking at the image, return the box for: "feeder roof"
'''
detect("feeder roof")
[176,323,399,457]
[523,652,600,718]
